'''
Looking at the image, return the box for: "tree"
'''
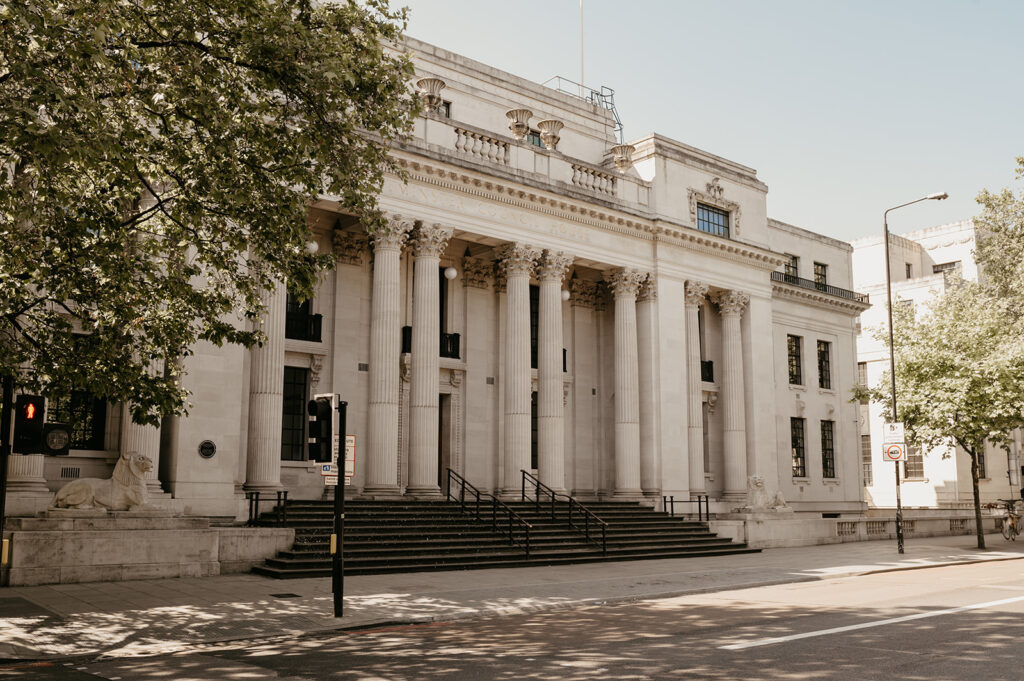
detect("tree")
[0,0,420,424]
[856,281,1024,549]
[976,156,1024,312]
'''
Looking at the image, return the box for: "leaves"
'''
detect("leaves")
[0,0,420,424]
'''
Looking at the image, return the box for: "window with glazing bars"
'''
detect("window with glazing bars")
[817,340,832,389]
[977,449,987,479]
[696,203,730,238]
[903,446,924,478]
[784,254,799,279]
[821,420,836,478]
[787,335,802,385]
[813,262,828,288]
[48,391,106,450]
[280,366,309,461]
[791,417,806,477]
[861,434,873,486]
[857,362,868,403]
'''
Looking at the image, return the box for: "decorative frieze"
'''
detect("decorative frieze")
[410,223,453,258]
[603,268,646,300]
[637,274,657,303]
[332,230,369,266]
[493,264,507,294]
[537,250,573,283]
[462,257,492,289]
[684,280,710,307]
[713,289,750,316]
[569,279,599,308]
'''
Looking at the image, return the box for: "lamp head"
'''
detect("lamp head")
[927,192,949,201]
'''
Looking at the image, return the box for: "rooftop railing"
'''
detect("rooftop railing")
[771,271,869,304]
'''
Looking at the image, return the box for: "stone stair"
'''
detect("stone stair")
[252,498,757,579]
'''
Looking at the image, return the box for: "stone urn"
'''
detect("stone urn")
[416,77,446,111]
[610,143,636,172]
[506,108,533,141]
[537,119,564,150]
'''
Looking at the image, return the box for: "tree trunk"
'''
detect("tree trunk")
[970,446,985,550]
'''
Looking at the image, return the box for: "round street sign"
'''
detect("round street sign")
[883,443,907,462]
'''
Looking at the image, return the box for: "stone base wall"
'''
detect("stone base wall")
[1,514,292,586]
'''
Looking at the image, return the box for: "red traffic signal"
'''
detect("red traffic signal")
[14,395,46,454]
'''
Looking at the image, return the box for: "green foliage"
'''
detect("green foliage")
[976,156,1024,314]
[0,0,420,424]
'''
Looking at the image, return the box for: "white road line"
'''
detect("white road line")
[720,595,1024,650]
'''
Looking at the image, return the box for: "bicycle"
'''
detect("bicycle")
[988,499,1022,541]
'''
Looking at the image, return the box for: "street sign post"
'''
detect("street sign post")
[883,422,905,444]
[332,400,347,618]
[883,443,907,462]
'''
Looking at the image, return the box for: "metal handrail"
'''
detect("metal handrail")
[662,494,709,522]
[446,469,532,557]
[771,270,869,303]
[246,490,289,526]
[520,470,607,555]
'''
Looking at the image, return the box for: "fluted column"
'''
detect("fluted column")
[537,250,572,492]
[636,274,659,496]
[364,216,413,495]
[121,408,162,494]
[498,243,540,495]
[245,283,287,491]
[605,268,646,497]
[714,289,750,500]
[685,281,709,498]
[406,223,453,496]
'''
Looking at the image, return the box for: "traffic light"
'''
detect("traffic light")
[307,396,333,463]
[13,395,45,454]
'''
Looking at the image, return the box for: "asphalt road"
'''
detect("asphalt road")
[4,560,1024,681]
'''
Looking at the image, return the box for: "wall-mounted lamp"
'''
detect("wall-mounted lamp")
[444,267,458,280]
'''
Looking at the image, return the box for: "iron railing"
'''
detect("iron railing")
[246,490,289,526]
[401,327,462,359]
[701,360,714,383]
[285,313,322,342]
[520,470,607,554]
[662,494,709,522]
[446,469,532,557]
[771,271,869,303]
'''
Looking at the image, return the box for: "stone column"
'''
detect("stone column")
[406,223,453,496]
[636,274,659,496]
[605,268,646,498]
[537,250,572,492]
[121,405,163,495]
[364,216,413,496]
[714,289,750,501]
[498,243,540,495]
[685,280,709,498]
[245,283,287,492]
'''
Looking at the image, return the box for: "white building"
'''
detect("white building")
[852,220,1023,511]
[6,38,870,540]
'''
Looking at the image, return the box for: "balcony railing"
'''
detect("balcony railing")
[771,271,869,303]
[401,326,462,359]
[701,360,714,383]
[284,313,322,342]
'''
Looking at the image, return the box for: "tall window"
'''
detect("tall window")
[821,420,836,479]
[817,340,832,390]
[977,449,987,479]
[813,262,828,290]
[784,254,799,280]
[904,446,924,479]
[529,284,539,369]
[285,290,322,342]
[696,203,730,238]
[48,391,106,451]
[861,434,873,486]
[281,367,309,461]
[905,263,913,279]
[791,417,806,478]
[787,335,803,385]
[530,391,538,469]
[438,266,449,334]
[857,362,869,403]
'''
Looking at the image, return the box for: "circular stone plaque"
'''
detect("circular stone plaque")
[198,440,217,459]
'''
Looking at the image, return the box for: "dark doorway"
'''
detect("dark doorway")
[438,393,452,488]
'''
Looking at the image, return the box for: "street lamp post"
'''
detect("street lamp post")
[883,192,948,555]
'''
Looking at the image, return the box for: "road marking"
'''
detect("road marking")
[978,584,1024,591]
[720,595,1024,650]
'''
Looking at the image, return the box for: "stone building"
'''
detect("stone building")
[853,220,1023,512]
[5,38,870,541]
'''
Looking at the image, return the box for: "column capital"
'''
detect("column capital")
[637,274,657,303]
[496,242,541,278]
[373,214,414,252]
[569,279,599,308]
[684,280,709,307]
[603,268,645,300]
[713,289,750,316]
[410,223,453,258]
[462,256,492,289]
[333,230,369,266]
[537,251,573,283]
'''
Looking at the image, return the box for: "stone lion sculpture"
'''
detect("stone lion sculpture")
[51,451,153,511]
[746,475,788,512]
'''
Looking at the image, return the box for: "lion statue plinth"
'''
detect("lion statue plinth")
[51,451,153,512]
[743,475,789,512]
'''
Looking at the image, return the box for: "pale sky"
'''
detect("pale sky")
[399,0,1024,242]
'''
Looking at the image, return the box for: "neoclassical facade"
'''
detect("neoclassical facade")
[5,37,870,528]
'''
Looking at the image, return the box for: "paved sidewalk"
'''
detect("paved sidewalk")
[1,533,1022,661]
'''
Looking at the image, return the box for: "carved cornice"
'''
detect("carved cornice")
[410,223,453,258]
[713,289,750,316]
[462,256,492,289]
[771,282,871,314]
[604,268,646,300]
[537,250,573,283]
[637,274,657,303]
[688,177,742,235]
[332,230,369,266]
[684,280,709,307]
[569,279,599,308]
[374,214,414,252]
[495,243,540,279]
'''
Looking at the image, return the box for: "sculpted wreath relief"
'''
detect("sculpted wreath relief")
[51,451,153,512]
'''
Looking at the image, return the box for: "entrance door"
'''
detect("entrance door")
[438,393,451,489]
